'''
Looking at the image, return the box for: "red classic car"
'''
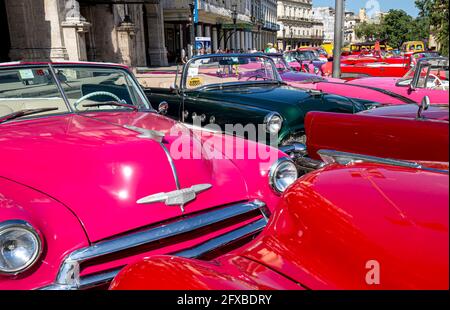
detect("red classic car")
[348,57,449,104]
[290,99,449,174]
[0,61,295,290]
[110,157,449,290]
[340,51,441,80]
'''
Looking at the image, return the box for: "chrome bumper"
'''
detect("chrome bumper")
[39,200,269,290]
[280,143,325,174]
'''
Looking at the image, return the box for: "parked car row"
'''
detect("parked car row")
[0,54,448,290]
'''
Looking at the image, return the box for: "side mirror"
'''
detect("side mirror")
[169,83,178,92]
[417,96,430,118]
[158,101,169,115]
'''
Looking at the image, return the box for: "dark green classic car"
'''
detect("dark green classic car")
[145,54,371,147]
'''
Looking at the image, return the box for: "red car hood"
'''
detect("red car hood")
[0,112,250,242]
[244,163,449,289]
[359,104,449,121]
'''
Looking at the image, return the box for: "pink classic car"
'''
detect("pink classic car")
[348,57,449,104]
[0,62,296,290]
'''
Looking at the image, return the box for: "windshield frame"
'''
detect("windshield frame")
[181,54,283,91]
[0,63,154,124]
[269,55,292,73]
[411,57,449,89]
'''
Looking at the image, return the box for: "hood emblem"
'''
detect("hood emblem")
[124,125,165,142]
[137,184,212,213]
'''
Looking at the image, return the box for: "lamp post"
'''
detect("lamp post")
[282,27,286,51]
[189,2,196,57]
[231,4,238,52]
[332,0,344,78]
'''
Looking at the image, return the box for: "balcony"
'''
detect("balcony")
[278,16,313,23]
[263,21,280,31]
[281,34,325,40]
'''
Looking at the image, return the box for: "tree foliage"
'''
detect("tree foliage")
[355,9,431,48]
[415,0,449,56]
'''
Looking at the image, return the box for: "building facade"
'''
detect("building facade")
[277,0,324,50]
[163,0,278,62]
[312,6,334,43]
[344,11,360,44]
[1,0,169,67]
[0,0,278,68]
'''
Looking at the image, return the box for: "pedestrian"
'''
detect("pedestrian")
[181,48,188,64]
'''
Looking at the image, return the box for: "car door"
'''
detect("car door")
[181,89,272,142]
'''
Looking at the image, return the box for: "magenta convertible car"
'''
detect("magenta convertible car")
[0,61,295,289]
[347,57,449,104]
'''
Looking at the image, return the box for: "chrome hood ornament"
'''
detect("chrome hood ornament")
[124,125,165,142]
[137,184,212,213]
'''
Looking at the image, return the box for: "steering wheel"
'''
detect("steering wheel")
[428,74,448,90]
[74,91,122,110]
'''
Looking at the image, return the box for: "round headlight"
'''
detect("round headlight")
[0,220,42,274]
[269,157,298,194]
[264,112,283,135]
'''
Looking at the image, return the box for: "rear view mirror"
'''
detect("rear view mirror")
[417,96,430,118]
[158,101,169,115]
[169,83,178,91]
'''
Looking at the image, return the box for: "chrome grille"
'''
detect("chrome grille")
[40,200,269,290]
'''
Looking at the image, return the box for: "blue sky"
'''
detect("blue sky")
[313,0,420,17]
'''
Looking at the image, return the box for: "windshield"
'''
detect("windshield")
[414,59,449,90]
[397,67,416,86]
[270,56,291,73]
[183,55,280,89]
[297,51,316,60]
[0,65,150,121]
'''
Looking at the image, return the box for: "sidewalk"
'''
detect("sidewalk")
[135,66,180,89]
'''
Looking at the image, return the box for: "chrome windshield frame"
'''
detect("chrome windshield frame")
[181,54,283,91]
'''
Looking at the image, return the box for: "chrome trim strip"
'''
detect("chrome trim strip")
[80,268,122,289]
[40,200,267,290]
[175,218,266,259]
[48,63,73,112]
[159,142,181,189]
[41,217,266,290]
[318,149,449,174]
[123,125,165,143]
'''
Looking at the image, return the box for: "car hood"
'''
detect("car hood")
[359,104,449,121]
[280,71,324,82]
[197,84,310,113]
[348,77,400,87]
[0,112,250,242]
[243,163,449,289]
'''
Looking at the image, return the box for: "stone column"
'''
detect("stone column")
[244,31,249,51]
[116,20,136,67]
[237,31,242,50]
[204,25,211,53]
[179,24,184,53]
[61,0,91,61]
[196,24,203,37]
[6,0,68,61]
[145,2,168,66]
[219,29,225,49]
[240,31,245,51]
[212,27,218,52]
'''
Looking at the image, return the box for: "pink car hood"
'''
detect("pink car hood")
[348,77,400,88]
[0,112,250,242]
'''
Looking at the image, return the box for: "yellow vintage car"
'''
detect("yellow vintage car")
[401,41,425,52]
[321,42,334,56]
